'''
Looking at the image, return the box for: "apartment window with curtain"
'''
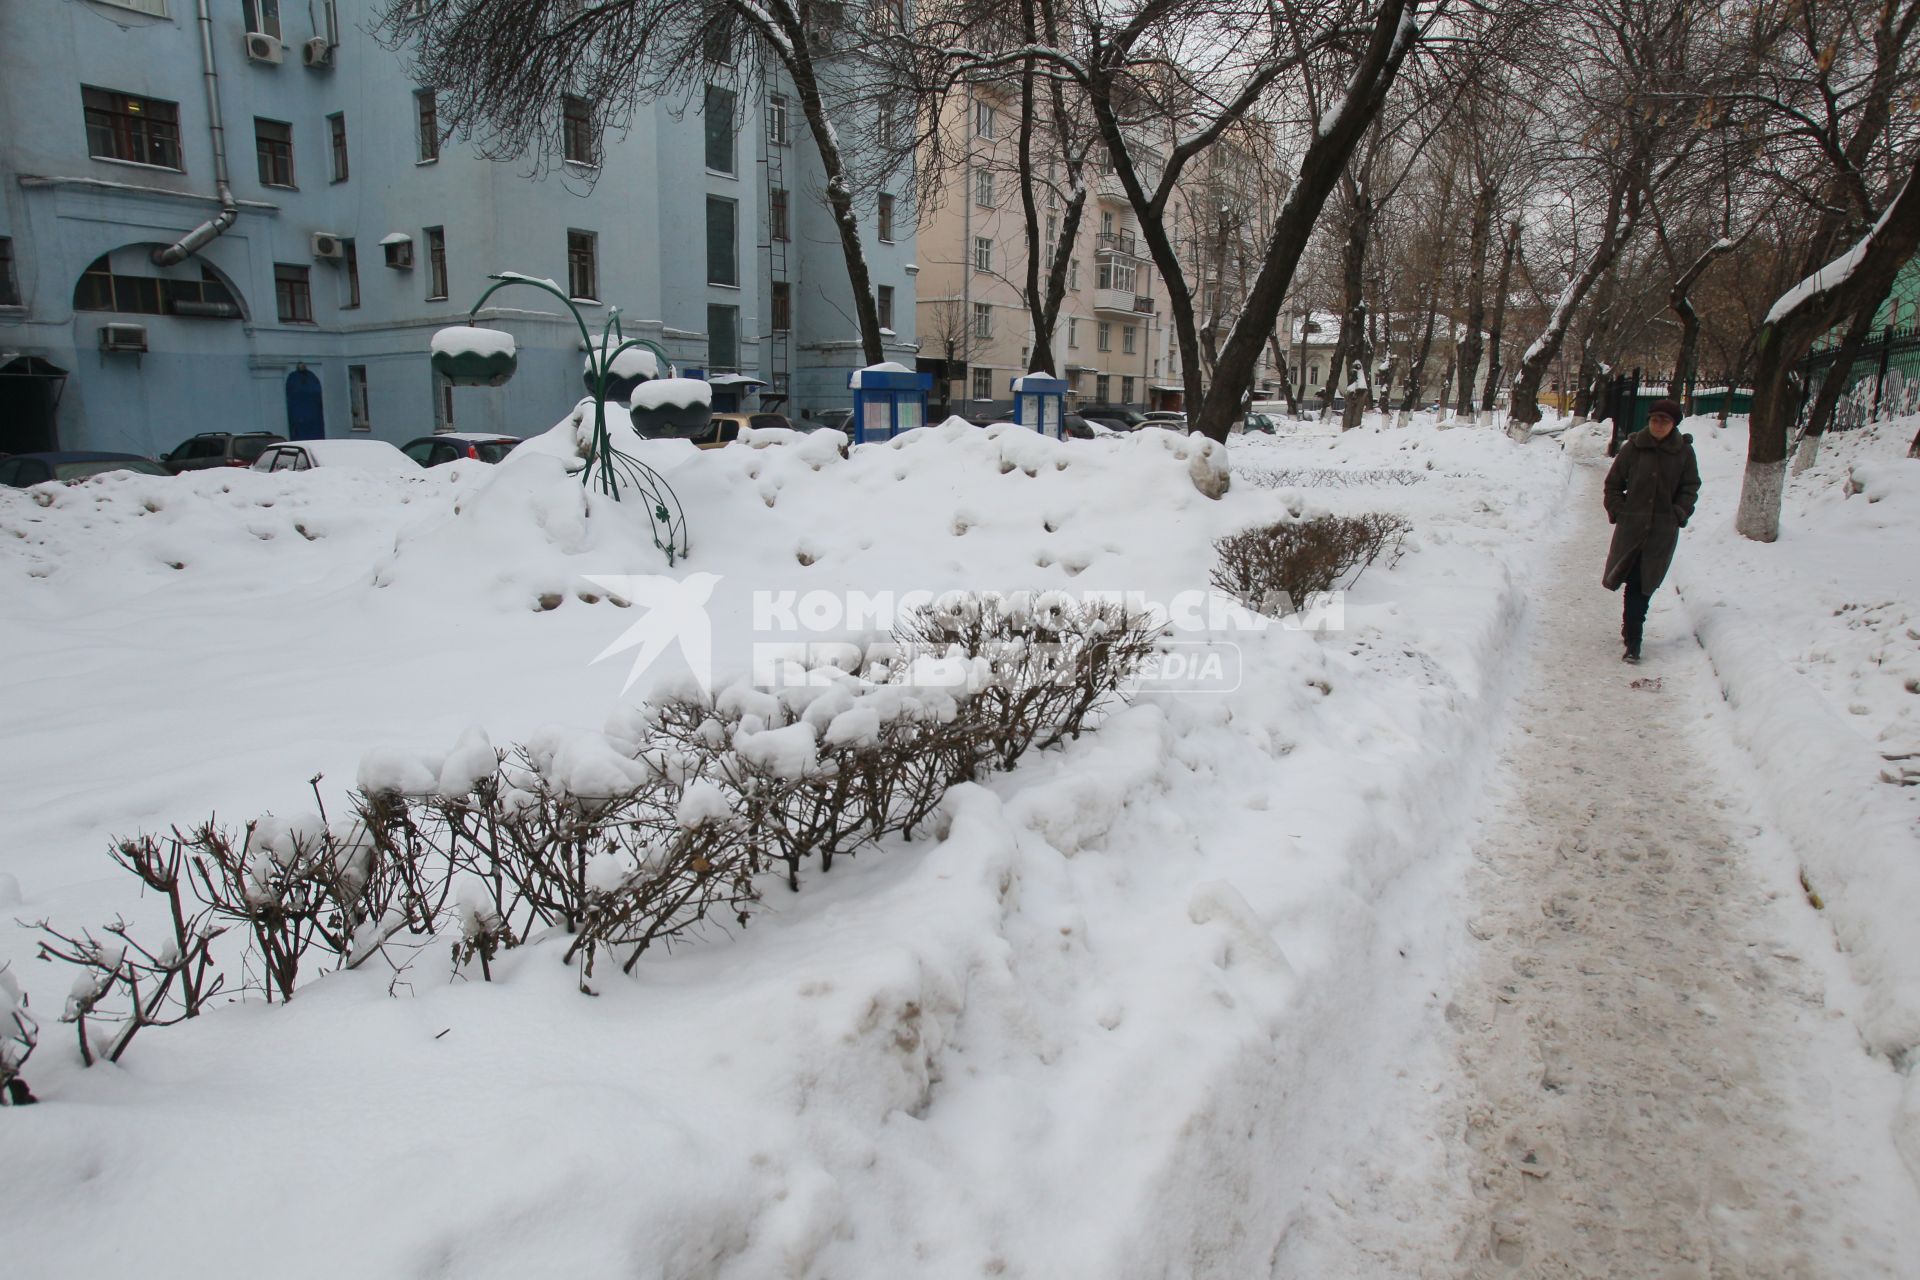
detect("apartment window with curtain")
[83,88,182,169]
[424,226,447,299]
[1097,321,1111,351]
[254,118,294,187]
[274,263,313,323]
[415,90,439,162]
[348,365,371,432]
[973,236,992,273]
[704,84,736,174]
[562,95,597,166]
[877,193,895,242]
[876,285,894,330]
[707,303,739,371]
[771,281,791,331]
[972,302,992,339]
[245,0,282,39]
[1123,325,1137,354]
[341,238,360,309]
[567,229,598,301]
[327,112,348,182]
[770,188,789,242]
[974,169,993,207]
[706,195,738,286]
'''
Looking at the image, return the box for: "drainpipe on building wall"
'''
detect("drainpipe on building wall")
[152,0,238,265]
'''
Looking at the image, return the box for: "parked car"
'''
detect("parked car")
[699,412,795,448]
[0,452,170,486]
[1076,404,1149,432]
[160,431,284,474]
[251,440,418,474]
[1062,413,1101,439]
[1141,410,1189,428]
[400,433,523,466]
[802,408,854,434]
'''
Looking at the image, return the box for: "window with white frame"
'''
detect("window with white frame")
[1123,325,1136,354]
[973,236,992,273]
[768,94,789,147]
[1066,318,1078,348]
[1097,321,1111,352]
[975,101,995,138]
[974,169,993,207]
[971,366,993,400]
[972,302,992,339]
[244,0,282,40]
[1069,258,1080,289]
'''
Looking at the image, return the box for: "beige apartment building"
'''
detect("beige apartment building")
[914,86,1169,415]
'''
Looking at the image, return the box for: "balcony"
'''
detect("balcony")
[1093,288,1154,316]
[1096,230,1143,258]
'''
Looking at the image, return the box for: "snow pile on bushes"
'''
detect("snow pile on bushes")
[0,415,1570,1276]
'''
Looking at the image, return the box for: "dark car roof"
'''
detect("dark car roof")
[12,451,158,463]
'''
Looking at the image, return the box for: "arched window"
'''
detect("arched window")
[74,251,241,318]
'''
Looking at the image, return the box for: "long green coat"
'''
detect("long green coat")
[1602,428,1701,593]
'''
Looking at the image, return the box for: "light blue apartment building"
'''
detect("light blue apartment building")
[0,0,918,457]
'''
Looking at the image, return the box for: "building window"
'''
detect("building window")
[274,263,313,323]
[770,187,790,242]
[254,118,294,187]
[0,238,18,307]
[327,112,348,182]
[768,94,788,147]
[424,226,447,299]
[244,0,281,39]
[1044,213,1057,258]
[703,6,735,64]
[707,303,739,371]
[1067,318,1078,348]
[975,169,993,207]
[877,192,895,243]
[975,101,995,139]
[972,367,994,401]
[384,236,413,270]
[434,371,455,429]
[1069,258,1080,289]
[974,236,992,273]
[972,301,992,339]
[1100,210,1115,236]
[771,280,791,331]
[1096,373,1110,401]
[75,254,237,316]
[83,88,182,169]
[98,0,169,14]
[567,229,598,301]
[341,238,360,308]
[1097,321,1111,352]
[877,102,897,148]
[348,364,370,432]
[1309,362,1321,385]
[706,195,738,286]
[1097,259,1136,292]
[1121,375,1134,403]
[1123,325,1137,354]
[562,95,596,166]
[415,89,439,162]
[877,284,894,331]
[704,84,736,175]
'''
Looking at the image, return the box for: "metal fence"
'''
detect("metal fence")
[1800,323,1920,430]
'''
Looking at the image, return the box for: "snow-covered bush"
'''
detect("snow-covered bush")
[1211,513,1409,616]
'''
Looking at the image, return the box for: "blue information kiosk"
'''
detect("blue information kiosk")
[848,364,934,444]
[1011,373,1068,439]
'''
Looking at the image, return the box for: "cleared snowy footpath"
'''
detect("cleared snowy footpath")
[1446,457,1920,1277]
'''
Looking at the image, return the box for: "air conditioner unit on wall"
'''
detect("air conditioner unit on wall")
[100,323,148,353]
[244,32,283,64]
[302,38,333,68]
[311,232,346,260]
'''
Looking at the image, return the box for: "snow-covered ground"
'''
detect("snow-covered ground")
[0,413,1568,1276]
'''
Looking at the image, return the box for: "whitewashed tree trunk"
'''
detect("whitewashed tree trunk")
[1791,433,1821,475]
[1735,459,1786,541]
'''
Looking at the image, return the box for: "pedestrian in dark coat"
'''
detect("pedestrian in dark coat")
[1602,398,1700,663]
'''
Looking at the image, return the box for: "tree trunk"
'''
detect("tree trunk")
[1015,1,1087,378]
[1509,182,1635,426]
[1266,331,1300,416]
[1481,220,1519,413]
[1455,183,1494,419]
[1188,0,1419,444]
[1740,158,1920,540]
[1400,303,1439,414]
[789,62,883,366]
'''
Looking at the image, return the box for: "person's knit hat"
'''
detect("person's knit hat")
[1648,398,1683,425]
